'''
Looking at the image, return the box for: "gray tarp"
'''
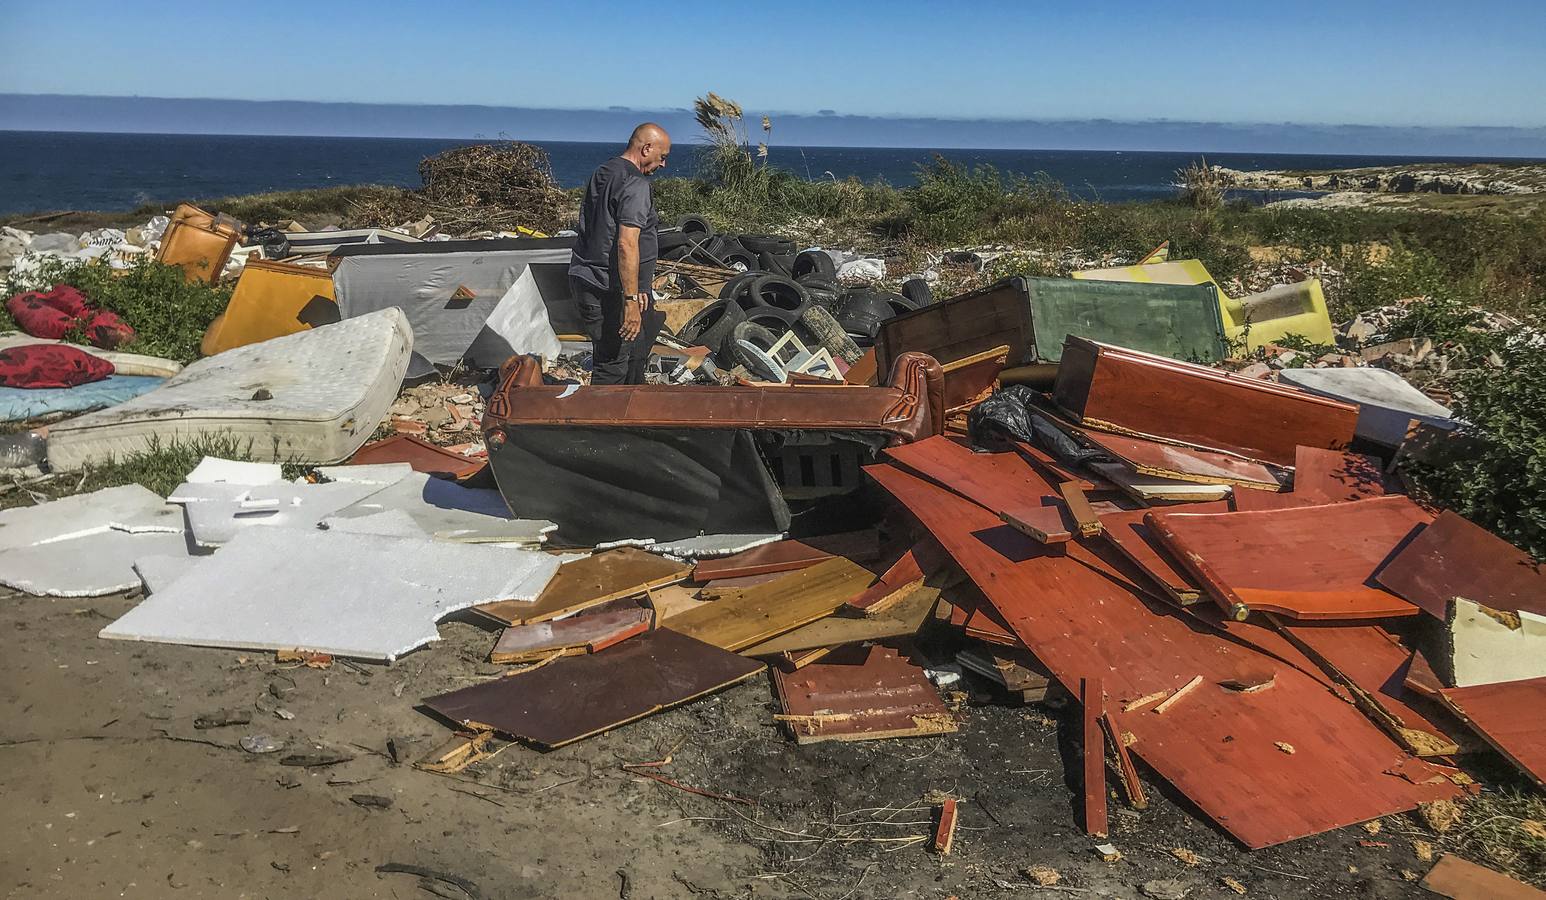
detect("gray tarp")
[332,246,572,371]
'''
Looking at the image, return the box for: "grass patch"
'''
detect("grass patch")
[1428,788,1546,887]
[3,256,231,363]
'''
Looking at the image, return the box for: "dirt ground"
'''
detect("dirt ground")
[2,588,1440,900]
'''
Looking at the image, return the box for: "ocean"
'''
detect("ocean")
[1,130,1538,216]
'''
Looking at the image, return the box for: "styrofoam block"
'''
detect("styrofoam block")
[314,463,416,485]
[2,529,193,597]
[98,528,562,661]
[1278,367,1454,447]
[1448,597,1546,687]
[185,457,284,486]
[182,480,393,548]
[0,484,181,552]
[319,509,427,538]
[134,553,206,595]
[647,533,786,559]
[329,470,550,540]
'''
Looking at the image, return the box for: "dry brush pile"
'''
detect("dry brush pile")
[349,142,572,234]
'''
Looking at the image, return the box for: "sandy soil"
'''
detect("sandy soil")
[1,588,1435,900]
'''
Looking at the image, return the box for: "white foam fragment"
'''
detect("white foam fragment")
[133,553,206,595]
[647,533,786,559]
[185,457,284,486]
[0,484,181,551]
[319,509,426,538]
[329,470,550,541]
[98,528,562,661]
[2,530,192,597]
[314,463,416,485]
[181,480,397,548]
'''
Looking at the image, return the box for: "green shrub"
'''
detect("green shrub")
[3,257,230,363]
[1406,341,1546,558]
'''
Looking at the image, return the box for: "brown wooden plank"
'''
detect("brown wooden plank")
[1081,676,1109,838]
[471,548,690,626]
[692,540,834,581]
[842,348,878,386]
[667,557,876,651]
[883,436,1074,544]
[1375,509,1546,621]
[874,277,1033,375]
[1077,427,1285,491]
[1100,708,1148,810]
[1438,677,1546,787]
[1097,501,1230,603]
[934,798,959,855]
[1292,446,1389,503]
[490,606,653,663]
[1269,618,1463,757]
[424,629,764,748]
[846,538,950,616]
[772,643,957,744]
[1011,441,1110,493]
[940,344,1009,414]
[956,644,1051,698]
[1421,854,1546,900]
[740,585,939,656]
[1052,335,1359,467]
[1059,482,1103,537]
[866,463,1464,849]
[1146,496,1432,621]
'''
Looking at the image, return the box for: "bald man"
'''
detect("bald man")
[568,123,672,384]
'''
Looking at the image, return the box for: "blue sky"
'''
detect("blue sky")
[1,0,1543,131]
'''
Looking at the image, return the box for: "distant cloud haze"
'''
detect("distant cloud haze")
[3,94,1543,157]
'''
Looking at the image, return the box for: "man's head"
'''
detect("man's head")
[624,123,671,174]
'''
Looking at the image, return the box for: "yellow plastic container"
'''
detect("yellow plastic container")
[200,260,337,357]
[1073,259,1334,351]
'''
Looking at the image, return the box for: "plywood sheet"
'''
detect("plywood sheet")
[472,547,690,626]
[867,463,1463,849]
[490,606,653,663]
[1271,619,1463,757]
[667,557,875,651]
[883,436,1072,543]
[741,585,938,656]
[773,644,956,744]
[690,529,879,581]
[424,628,763,748]
[1375,510,1546,621]
[1438,677,1546,787]
[1421,853,1546,900]
[1292,445,1388,503]
[1078,427,1284,490]
[1147,496,1432,620]
[1098,501,1229,602]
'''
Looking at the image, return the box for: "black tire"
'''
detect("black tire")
[722,249,758,272]
[793,249,837,281]
[718,271,759,303]
[900,277,933,306]
[880,292,918,318]
[677,215,714,238]
[799,277,842,312]
[729,321,784,381]
[678,299,746,356]
[836,291,897,341]
[745,309,798,330]
[944,250,984,272]
[757,250,795,279]
[745,274,811,318]
[738,233,797,255]
[797,305,864,365]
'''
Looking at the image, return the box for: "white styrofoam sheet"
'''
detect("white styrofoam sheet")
[328,470,553,541]
[134,553,206,595]
[0,484,181,552]
[46,308,414,471]
[2,529,193,597]
[180,479,399,547]
[319,509,427,538]
[98,528,562,661]
[185,456,284,485]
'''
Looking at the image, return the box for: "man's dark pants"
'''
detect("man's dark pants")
[572,276,664,385]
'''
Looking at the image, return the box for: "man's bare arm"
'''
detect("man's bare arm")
[618,225,641,297]
[617,225,643,340]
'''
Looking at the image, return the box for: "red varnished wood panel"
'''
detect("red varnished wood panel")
[1148,496,1432,620]
[883,436,1073,543]
[867,463,1461,848]
[1439,677,1546,788]
[1375,510,1546,620]
[1293,446,1389,503]
[1052,336,1358,466]
[1098,500,1230,600]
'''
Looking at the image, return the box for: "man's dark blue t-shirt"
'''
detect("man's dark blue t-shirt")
[568,156,658,294]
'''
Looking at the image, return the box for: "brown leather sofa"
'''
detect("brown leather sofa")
[482,352,944,545]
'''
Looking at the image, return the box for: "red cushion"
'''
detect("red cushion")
[0,344,115,388]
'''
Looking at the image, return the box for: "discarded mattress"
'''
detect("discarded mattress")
[99,527,562,661]
[331,243,570,370]
[200,259,339,357]
[1278,366,1454,447]
[46,308,413,471]
[0,375,164,422]
[1073,258,1335,350]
